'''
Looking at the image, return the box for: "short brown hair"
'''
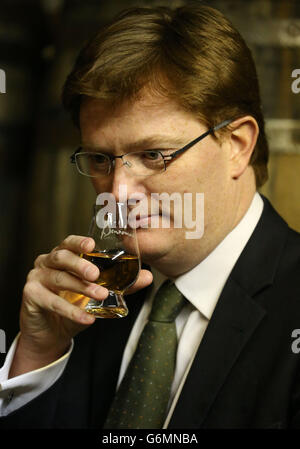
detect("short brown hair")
[62,4,269,187]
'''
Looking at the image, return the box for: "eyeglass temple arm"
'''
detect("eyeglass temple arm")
[167,118,233,160]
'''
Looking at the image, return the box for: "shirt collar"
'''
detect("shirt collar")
[151,192,264,320]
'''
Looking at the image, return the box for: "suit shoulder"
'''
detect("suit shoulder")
[282,225,300,267]
[273,225,300,303]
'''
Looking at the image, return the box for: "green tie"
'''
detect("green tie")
[104,280,186,429]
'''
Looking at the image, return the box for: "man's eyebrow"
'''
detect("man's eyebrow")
[81,135,187,152]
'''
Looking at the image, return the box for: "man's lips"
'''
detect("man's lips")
[128,213,172,228]
[133,214,159,223]
[138,215,157,220]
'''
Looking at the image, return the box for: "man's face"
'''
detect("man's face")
[80,91,235,276]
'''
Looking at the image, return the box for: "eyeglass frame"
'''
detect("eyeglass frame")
[70,118,233,177]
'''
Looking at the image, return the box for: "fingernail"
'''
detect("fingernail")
[85,265,98,279]
[81,238,91,251]
[94,286,108,298]
[81,313,95,324]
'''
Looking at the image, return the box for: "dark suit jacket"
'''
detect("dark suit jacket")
[1,195,300,429]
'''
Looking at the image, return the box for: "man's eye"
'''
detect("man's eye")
[89,154,108,164]
[143,151,161,160]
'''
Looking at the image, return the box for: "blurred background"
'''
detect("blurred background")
[0,0,300,364]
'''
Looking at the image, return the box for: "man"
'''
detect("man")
[0,4,300,429]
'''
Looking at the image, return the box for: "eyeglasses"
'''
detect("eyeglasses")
[70,119,233,178]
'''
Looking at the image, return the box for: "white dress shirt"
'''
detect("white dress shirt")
[0,192,264,427]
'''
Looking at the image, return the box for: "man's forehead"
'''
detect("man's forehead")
[79,94,201,142]
[80,134,189,153]
[80,111,205,155]
[79,90,190,123]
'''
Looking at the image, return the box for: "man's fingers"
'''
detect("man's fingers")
[34,236,99,282]
[23,282,95,325]
[126,269,153,295]
[37,267,108,300]
[45,248,99,282]
[59,235,95,254]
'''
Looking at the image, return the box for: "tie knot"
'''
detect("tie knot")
[149,280,186,323]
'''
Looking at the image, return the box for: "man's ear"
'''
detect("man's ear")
[227,116,259,180]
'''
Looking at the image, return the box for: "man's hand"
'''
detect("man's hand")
[9,235,152,378]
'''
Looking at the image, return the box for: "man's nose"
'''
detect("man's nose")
[110,157,141,203]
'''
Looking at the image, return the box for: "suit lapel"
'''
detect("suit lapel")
[168,277,266,428]
[169,195,289,428]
